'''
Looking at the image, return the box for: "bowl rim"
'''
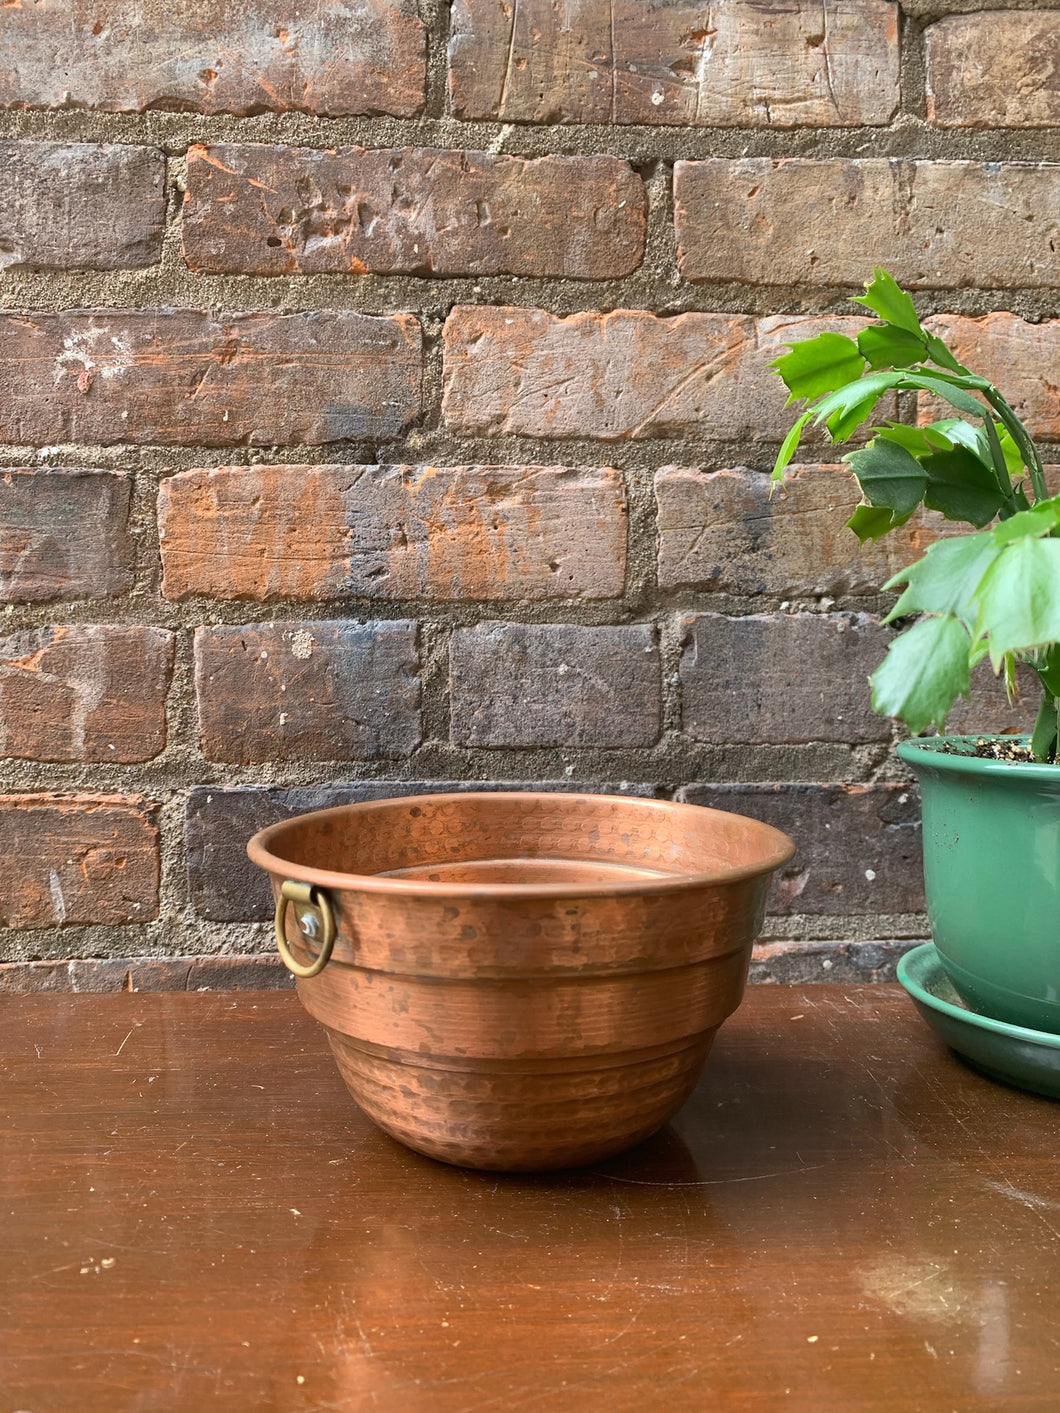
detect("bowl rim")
[246,790,797,900]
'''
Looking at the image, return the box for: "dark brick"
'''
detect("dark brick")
[0,1,425,117]
[675,158,1060,289]
[0,955,292,993]
[0,958,132,992]
[676,783,923,916]
[0,141,164,271]
[450,623,661,748]
[0,310,422,447]
[0,468,132,603]
[0,794,159,928]
[749,940,921,983]
[679,613,891,744]
[184,144,645,279]
[0,625,173,763]
[194,621,421,764]
[656,463,1060,602]
[449,0,898,127]
[655,465,954,596]
[442,306,894,441]
[938,661,1040,737]
[159,463,626,602]
[187,780,661,922]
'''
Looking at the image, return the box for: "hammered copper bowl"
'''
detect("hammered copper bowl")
[247,792,794,1172]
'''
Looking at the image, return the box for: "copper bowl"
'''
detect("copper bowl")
[247,791,794,1171]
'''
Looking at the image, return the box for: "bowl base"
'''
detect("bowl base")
[325,1027,715,1171]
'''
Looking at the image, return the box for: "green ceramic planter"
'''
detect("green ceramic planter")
[898,944,1060,1098]
[897,736,1060,1034]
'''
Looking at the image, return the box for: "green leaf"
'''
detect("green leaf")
[771,408,815,484]
[851,268,924,337]
[997,424,1025,479]
[975,537,1060,667]
[843,438,927,516]
[770,333,865,403]
[1003,651,1017,698]
[857,323,928,370]
[920,447,1007,526]
[874,423,940,456]
[990,497,1060,545]
[813,372,903,425]
[929,419,985,458]
[871,615,972,734]
[923,425,957,451]
[924,331,969,376]
[1032,644,1060,698]
[897,372,986,419]
[846,503,914,544]
[827,393,895,443]
[885,532,999,625]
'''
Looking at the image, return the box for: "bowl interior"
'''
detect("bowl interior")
[248,791,795,896]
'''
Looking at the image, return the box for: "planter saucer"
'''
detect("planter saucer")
[897,943,1060,1100]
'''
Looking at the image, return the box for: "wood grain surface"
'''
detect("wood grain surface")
[3,986,1059,1411]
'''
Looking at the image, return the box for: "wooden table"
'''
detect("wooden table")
[3,985,1059,1411]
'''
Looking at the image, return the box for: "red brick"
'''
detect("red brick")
[450,623,660,747]
[0,625,173,763]
[159,463,626,602]
[655,465,955,596]
[676,783,923,916]
[194,621,421,764]
[187,781,658,921]
[676,159,1060,289]
[0,310,422,447]
[679,612,890,744]
[0,1,425,117]
[0,142,163,271]
[0,468,132,602]
[442,306,893,442]
[449,0,898,126]
[921,316,1060,442]
[184,144,645,279]
[0,794,158,927]
[927,13,1060,128]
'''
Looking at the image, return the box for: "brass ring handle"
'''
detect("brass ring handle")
[274,880,336,979]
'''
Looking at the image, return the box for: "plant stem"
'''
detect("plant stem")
[980,413,1015,505]
[1030,690,1060,764]
[983,389,1048,503]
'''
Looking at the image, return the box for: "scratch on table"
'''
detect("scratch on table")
[595,1164,826,1187]
[599,1300,645,1347]
[115,1025,139,1056]
[353,1316,375,1358]
[594,1218,625,1303]
[983,1179,1060,1241]
[984,1179,1060,1215]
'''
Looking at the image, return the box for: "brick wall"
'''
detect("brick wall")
[1,0,1057,992]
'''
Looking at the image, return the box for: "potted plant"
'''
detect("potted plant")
[771,269,1060,1087]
